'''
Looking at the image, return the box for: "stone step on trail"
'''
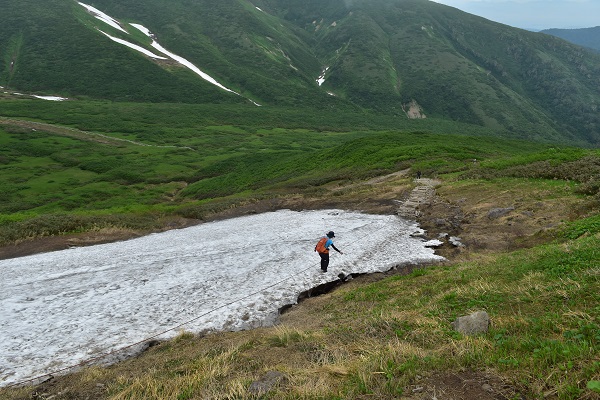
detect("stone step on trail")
[396,178,440,220]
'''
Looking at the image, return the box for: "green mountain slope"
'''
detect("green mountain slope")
[263,0,600,144]
[81,0,335,106]
[1,0,600,146]
[0,0,246,104]
[542,26,600,52]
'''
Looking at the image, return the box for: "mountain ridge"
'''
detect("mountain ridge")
[1,0,600,146]
[541,26,600,53]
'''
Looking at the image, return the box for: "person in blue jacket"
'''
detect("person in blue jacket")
[314,231,343,272]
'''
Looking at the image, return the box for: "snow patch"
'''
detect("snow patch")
[0,209,442,386]
[424,239,444,248]
[99,30,168,59]
[150,41,236,93]
[129,23,153,38]
[317,66,329,86]
[78,2,128,34]
[449,236,465,247]
[77,7,260,105]
[32,95,68,101]
[129,24,248,99]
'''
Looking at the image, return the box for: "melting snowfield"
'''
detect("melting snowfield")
[0,209,443,386]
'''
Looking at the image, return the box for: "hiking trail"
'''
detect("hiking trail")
[396,178,441,220]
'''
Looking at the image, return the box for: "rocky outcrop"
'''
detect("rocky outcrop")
[402,99,427,119]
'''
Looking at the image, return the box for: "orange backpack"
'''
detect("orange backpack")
[315,237,328,253]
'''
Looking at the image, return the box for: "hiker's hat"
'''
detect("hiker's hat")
[327,231,335,238]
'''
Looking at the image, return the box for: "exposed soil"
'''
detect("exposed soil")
[404,370,524,400]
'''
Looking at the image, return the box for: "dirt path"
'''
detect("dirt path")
[0,118,195,150]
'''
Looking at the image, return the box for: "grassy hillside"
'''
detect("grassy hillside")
[0,2,599,394]
[0,101,541,243]
[0,0,335,106]
[2,0,600,145]
[0,0,243,104]
[1,130,598,399]
[1,98,598,247]
[81,0,332,106]
[264,0,600,145]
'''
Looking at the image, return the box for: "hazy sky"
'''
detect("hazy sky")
[430,0,600,30]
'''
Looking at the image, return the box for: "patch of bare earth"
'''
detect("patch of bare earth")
[404,370,523,400]
[416,179,590,260]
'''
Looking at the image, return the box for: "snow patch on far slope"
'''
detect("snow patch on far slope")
[129,23,234,93]
[150,41,236,93]
[130,23,261,106]
[99,30,168,60]
[77,3,260,105]
[317,67,329,86]
[32,95,68,101]
[78,2,128,33]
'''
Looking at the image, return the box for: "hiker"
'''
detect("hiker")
[416,170,422,179]
[314,231,343,272]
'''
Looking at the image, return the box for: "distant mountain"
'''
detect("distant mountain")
[541,26,600,52]
[2,0,600,146]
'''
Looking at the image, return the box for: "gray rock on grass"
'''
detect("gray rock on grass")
[248,371,287,395]
[451,311,490,335]
[487,207,515,219]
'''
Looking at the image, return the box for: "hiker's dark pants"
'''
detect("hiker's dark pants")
[319,252,329,271]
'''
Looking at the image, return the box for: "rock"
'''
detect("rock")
[487,207,515,219]
[448,236,465,247]
[451,311,490,335]
[248,371,287,395]
[434,218,447,226]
